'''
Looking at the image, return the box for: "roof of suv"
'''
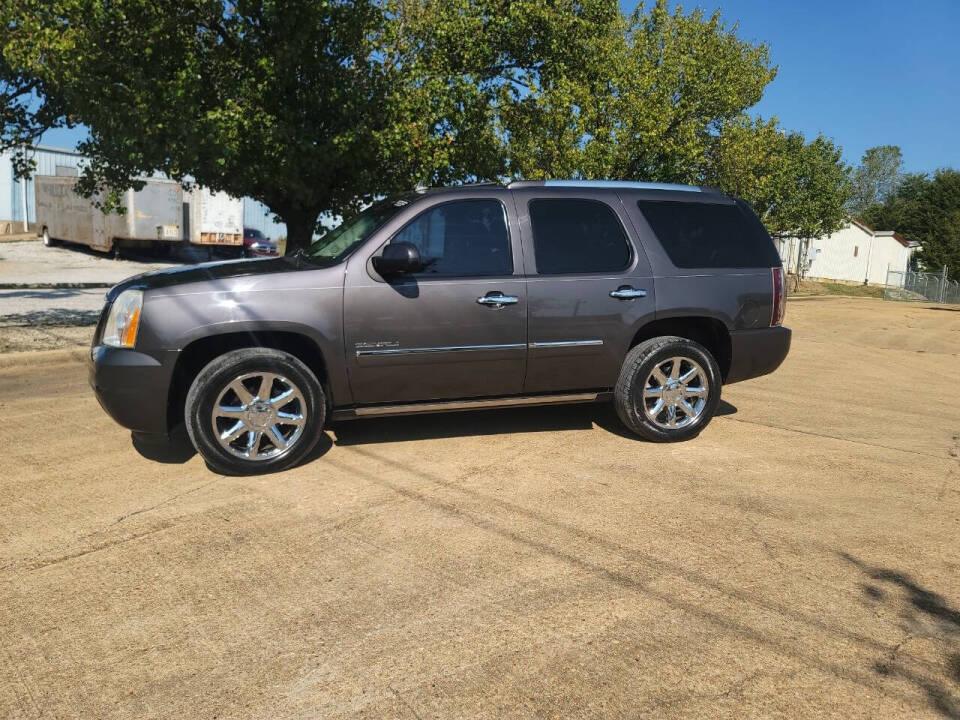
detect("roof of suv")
[508,179,709,193]
[412,179,725,198]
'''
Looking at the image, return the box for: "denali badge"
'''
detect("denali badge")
[354,341,400,349]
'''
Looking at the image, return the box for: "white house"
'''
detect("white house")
[776,220,918,286]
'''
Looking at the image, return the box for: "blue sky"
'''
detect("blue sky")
[620,0,959,173]
[42,1,959,174]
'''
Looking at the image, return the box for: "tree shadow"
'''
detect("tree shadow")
[0,288,87,300]
[840,551,960,718]
[0,308,101,327]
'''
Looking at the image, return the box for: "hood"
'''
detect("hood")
[106,256,302,301]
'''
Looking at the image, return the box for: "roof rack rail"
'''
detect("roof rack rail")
[507,179,704,193]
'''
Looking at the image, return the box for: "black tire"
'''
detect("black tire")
[42,227,57,247]
[185,348,325,475]
[614,336,722,442]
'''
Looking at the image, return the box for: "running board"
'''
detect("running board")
[332,392,605,420]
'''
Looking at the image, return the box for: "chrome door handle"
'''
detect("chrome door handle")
[477,293,519,307]
[609,287,647,299]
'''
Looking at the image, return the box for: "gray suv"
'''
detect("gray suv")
[90,180,790,475]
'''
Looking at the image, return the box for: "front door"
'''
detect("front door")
[513,190,656,393]
[343,193,527,405]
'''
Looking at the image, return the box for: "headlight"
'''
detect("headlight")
[102,289,143,348]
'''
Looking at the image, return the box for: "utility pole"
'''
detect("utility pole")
[940,265,948,303]
[19,145,29,233]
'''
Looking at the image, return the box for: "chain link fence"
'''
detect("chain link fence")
[884,269,960,304]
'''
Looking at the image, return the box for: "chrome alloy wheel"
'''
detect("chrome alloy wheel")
[640,356,709,430]
[211,372,307,461]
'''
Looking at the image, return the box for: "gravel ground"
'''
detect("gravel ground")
[0,297,958,719]
[0,240,213,352]
[0,287,105,325]
[0,287,100,352]
[0,239,213,286]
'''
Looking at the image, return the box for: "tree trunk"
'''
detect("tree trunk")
[279,208,319,255]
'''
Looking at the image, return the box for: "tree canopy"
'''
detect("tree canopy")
[863,170,960,281]
[705,116,849,239]
[846,145,903,218]
[0,8,65,176]
[2,0,850,252]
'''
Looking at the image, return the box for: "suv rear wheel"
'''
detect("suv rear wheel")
[185,348,325,475]
[614,336,721,442]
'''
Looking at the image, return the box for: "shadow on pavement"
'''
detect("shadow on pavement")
[841,551,960,719]
[0,307,100,327]
[331,399,738,446]
[131,424,197,464]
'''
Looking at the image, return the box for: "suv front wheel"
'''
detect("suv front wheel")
[614,336,722,442]
[185,348,326,475]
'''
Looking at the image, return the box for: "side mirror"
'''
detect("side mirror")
[373,242,423,276]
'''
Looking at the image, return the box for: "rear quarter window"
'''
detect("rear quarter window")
[529,198,632,274]
[636,200,780,269]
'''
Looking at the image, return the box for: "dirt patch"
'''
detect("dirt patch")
[0,324,92,353]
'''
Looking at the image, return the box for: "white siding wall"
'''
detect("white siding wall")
[866,234,914,285]
[777,222,914,285]
[806,223,873,283]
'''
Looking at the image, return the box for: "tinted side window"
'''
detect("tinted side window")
[636,200,780,269]
[529,199,632,274]
[390,199,512,277]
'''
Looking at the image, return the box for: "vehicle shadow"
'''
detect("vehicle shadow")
[131,423,336,472]
[331,399,738,446]
[129,398,739,467]
[840,551,960,718]
[131,424,197,464]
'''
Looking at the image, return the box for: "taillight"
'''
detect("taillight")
[771,266,785,326]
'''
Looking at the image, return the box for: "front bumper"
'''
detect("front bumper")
[89,345,175,435]
[724,326,792,384]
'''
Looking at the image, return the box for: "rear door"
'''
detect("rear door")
[513,189,656,393]
[343,191,528,405]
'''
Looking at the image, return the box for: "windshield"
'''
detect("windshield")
[302,199,409,263]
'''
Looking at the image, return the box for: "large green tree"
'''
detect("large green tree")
[863,170,960,281]
[705,115,850,240]
[4,0,788,252]
[846,145,903,218]
[0,5,65,175]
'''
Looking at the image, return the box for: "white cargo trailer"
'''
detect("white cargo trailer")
[186,187,244,248]
[35,177,245,254]
[35,175,182,254]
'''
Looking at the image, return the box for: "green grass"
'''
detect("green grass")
[818,282,884,298]
[790,278,885,299]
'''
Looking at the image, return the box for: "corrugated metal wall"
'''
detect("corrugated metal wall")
[243,199,288,241]
[3,146,86,225]
[2,146,290,240]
